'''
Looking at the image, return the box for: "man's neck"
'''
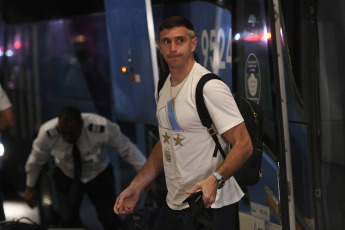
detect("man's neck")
[170,60,195,86]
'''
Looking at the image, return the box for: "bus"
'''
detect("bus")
[0,0,343,229]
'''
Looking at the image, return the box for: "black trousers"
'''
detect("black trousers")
[53,164,122,230]
[151,200,239,230]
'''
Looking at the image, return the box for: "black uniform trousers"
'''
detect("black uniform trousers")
[53,164,122,230]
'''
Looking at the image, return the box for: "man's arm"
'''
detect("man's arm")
[24,131,52,208]
[215,122,252,180]
[24,149,50,208]
[114,140,163,215]
[0,107,15,131]
[107,121,146,171]
[187,122,252,208]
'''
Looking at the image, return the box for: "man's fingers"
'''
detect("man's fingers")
[27,199,37,208]
[115,205,133,215]
[114,195,131,214]
[114,196,122,214]
[121,207,132,214]
[186,184,200,195]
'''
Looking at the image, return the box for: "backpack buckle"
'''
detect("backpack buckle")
[208,128,216,136]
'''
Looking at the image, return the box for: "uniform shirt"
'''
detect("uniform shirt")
[25,113,146,188]
[0,85,12,111]
[156,62,244,210]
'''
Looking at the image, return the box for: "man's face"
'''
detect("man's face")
[58,119,83,144]
[158,26,197,70]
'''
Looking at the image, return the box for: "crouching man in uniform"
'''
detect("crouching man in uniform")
[24,106,146,230]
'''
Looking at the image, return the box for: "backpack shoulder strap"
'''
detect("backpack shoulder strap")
[195,73,226,159]
[195,73,222,127]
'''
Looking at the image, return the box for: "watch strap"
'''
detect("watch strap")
[212,172,222,180]
[212,172,225,189]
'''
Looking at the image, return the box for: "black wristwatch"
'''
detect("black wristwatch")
[212,172,225,189]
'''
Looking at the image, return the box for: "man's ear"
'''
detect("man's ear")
[157,40,163,54]
[191,37,197,52]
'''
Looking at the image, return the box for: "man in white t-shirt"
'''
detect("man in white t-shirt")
[114,16,252,230]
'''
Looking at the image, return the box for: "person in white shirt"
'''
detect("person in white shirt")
[0,84,15,221]
[24,106,146,229]
[114,16,252,230]
[0,84,15,131]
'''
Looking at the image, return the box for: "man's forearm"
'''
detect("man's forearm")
[25,158,45,188]
[217,123,253,180]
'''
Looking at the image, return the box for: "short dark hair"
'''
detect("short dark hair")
[158,16,194,34]
[58,106,82,124]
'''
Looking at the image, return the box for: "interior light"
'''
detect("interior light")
[0,143,4,157]
[266,32,272,39]
[5,50,13,57]
[121,66,128,73]
[234,33,241,41]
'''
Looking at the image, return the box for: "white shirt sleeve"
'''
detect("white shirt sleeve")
[106,121,146,172]
[0,85,12,111]
[25,125,53,188]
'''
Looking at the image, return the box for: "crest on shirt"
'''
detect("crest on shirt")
[164,147,172,162]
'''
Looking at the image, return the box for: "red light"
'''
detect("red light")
[244,32,272,42]
[245,34,262,41]
[14,41,21,49]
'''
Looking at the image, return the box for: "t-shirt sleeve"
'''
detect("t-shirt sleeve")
[0,85,12,111]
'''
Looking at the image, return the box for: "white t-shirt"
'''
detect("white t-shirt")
[156,62,244,210]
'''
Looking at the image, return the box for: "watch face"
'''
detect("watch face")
[217,178,225,189]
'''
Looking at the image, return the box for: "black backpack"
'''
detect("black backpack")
[157,72,263,187]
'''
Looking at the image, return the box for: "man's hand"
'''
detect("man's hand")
[23,186,37,208]
[186,175,218,209]
[114,186,141,215]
